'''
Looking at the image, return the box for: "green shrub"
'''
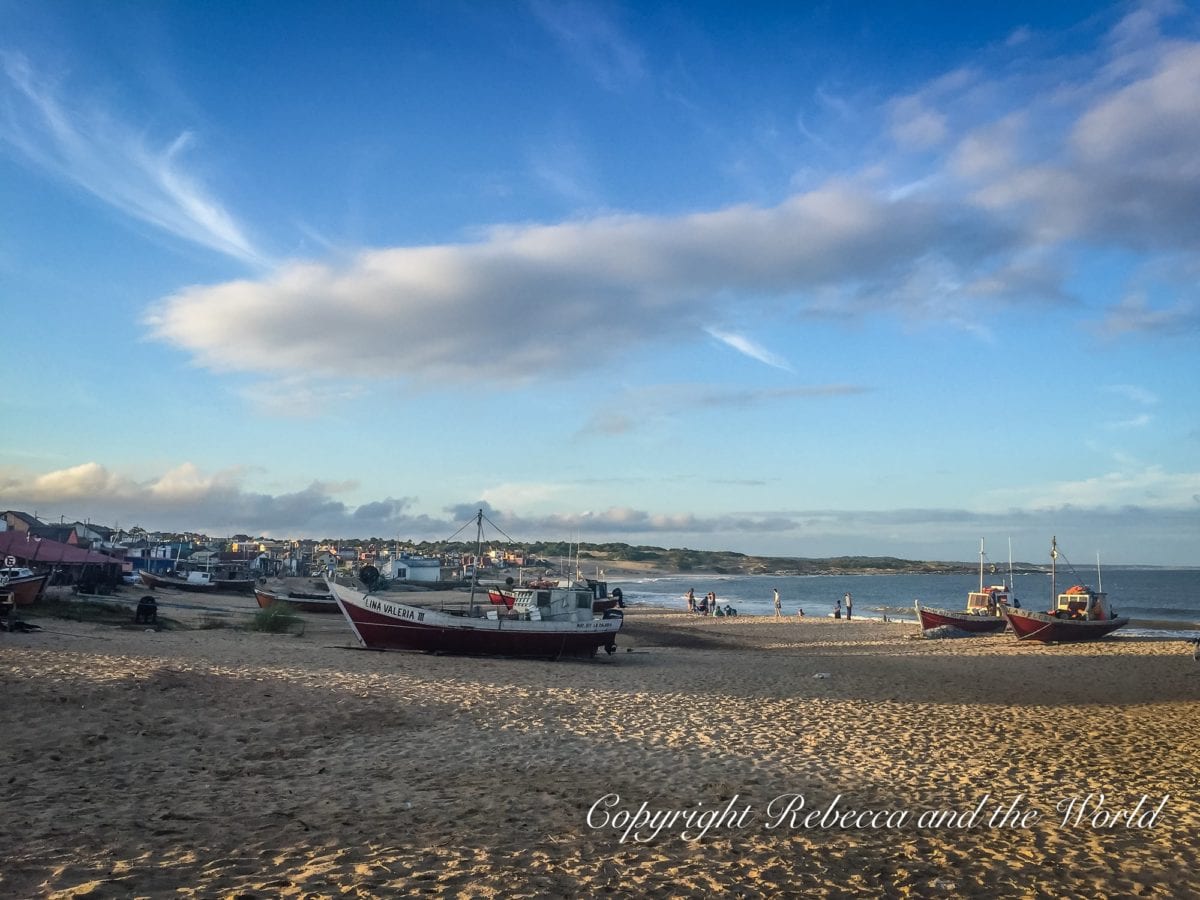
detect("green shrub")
[248,602,304,634]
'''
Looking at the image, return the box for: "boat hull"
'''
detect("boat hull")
[138,571,219,593]
[328,583,622,658]
[214,578,256,594]
[1005,608,1129,643]
[2,574,49,606]
[254,588,338,614]
[916,603,1007,633]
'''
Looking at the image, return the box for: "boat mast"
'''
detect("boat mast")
[1096,552,1103,593]
[1050,535,1058,606]
[978,538,985,592]
[468,508,483,616]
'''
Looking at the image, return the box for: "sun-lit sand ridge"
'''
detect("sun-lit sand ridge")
[1,588,1197,898]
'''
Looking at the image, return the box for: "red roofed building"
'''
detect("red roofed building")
[0,530,123,585]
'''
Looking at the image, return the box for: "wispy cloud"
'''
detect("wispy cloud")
[576,382,869,438]
[983,463,1200,510]
[1094,294,1200,337]
[705,327,794,371]
[0,52,265,266]
[527,0,645,91]
[1105,383,1159,405]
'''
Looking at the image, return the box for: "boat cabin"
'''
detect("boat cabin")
[507,585,596,622]
[183,571,215,586]
[1053,585,1109,620]
[966,585,1010,614]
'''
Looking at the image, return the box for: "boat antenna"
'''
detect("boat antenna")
[1007,537,1014,592]
[978,538,985,593]
[1096,551,1102,593]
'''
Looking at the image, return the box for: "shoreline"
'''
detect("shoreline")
[29,580,1200,635]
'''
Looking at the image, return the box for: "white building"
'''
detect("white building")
[377,555,443,583]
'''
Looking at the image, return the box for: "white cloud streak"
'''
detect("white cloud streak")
[527,0,645,91]
[705,327,795,371]
[0,52,265,266]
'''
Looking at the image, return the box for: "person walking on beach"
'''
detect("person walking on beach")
[834,597,841,619]
[686,588,696,613]
[844,592,853,621]
[773,588,782,618]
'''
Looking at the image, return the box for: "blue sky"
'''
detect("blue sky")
[2,1,1198,564]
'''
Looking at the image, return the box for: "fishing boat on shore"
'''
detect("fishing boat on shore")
[139,569,255,593]
[139,570,221,593]
[326,510,623,659]
[915,539,1014,633]
[0,566,49,606]
[254,586,338,613]
[1004,537,1128,643]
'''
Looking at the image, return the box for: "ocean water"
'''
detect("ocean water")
[609,569,1200,635]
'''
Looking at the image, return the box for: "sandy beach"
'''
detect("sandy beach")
[2,590,1198,898]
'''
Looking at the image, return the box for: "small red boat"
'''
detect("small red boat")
[1004,537,1128,643]
[254,587,338,614]
[915,539,1013,634]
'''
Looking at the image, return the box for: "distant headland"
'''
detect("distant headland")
[529,542,1033,578]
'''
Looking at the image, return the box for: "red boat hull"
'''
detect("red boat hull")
[1005,608,1129,643]
[3,574,48,607]
[916,604,1007,633]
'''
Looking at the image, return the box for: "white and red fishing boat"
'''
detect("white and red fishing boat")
[915,539,1014,633]
[326,510,623,659]
[254,586,338,614]
[0,566,49,607]
[1004,537,1128,643]
[329,576,623,658]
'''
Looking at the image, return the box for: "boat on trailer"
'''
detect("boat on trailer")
[1004,537,1128,643]
[915,539,1014,633]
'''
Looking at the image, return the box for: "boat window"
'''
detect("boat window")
[576,593,591,609]
[537,591,551,606]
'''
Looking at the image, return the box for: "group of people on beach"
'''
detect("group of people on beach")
[686,586,855,619]
[685,588,736,617]
[770,587,851,619]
